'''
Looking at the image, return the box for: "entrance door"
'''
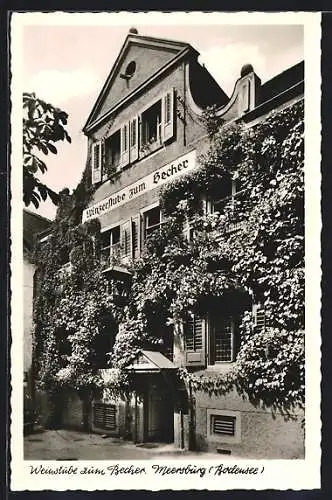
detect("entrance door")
[146,382,174,442]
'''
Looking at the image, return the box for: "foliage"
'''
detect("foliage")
[23,92,71,208]
[200,104,225,137]
[33,99,304,414]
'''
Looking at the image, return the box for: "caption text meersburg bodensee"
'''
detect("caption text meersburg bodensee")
[29,463,264,478]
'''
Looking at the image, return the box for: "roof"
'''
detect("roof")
[126,350,176,372]
[23,209,51,253]
[83,32,198,133]
[260,61,304,105]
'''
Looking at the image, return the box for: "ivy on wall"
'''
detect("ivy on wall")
[33,99,304,416]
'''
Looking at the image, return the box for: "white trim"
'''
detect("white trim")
[100,221,121,233]
[206,408,241,444]
[139,200,160,216]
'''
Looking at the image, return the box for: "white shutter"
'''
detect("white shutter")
[121,219,132,263]
[161,88,175,143]
[120,123,129,168]
[132,214,141,259]
[92,142,102,184]
[101,140,107,181]
[129,117,139,163]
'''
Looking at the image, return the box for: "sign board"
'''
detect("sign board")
[82,150,197,223]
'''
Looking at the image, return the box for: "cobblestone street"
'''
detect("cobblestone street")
[24,429,221,461]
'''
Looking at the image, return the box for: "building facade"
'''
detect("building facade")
[23,209,51,431]
[35,30,304,458]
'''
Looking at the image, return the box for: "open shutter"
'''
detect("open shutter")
[138,114,145,154]
[121,219,132,263]
[120,123,129,168]
[92,142,102,184]
[161,88,175,143]
[184,315,206,367]
[253,304,266,332]
[129,117,139,163]
[101,140,107,181]
[132,214,141,260]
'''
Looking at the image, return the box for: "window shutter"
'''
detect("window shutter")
[253,304,266,332]
[92,142,102,184]
[101,140,107,181]
[121,219,132,262]
[161,88,175,143]
[120,123,129,168]
[132,214,141,260]
[138,115,144,152]
[184,315,206,367]
[129,117,139,163]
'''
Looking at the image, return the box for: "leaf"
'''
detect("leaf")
[47,188,59,205]
[38,183,48,201]
[48,143,58,154]
[64,130,72,144]
[38,143,49,155]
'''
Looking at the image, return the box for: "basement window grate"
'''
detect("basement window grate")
[211,414,236,436]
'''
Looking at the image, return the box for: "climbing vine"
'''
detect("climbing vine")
[33,99,304,417]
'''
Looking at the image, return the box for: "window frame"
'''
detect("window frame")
[207,313,236,366]
[100,224,121,266]
[141,202,164,241]
[104,129,121,177]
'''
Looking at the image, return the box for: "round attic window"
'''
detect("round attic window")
[125,61,136,78]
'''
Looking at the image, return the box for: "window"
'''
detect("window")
[209,314,235,364]
[141,100,162,149]
[104,131,121,174]
[125,60,136,78]
[139,90,175,154]
[143,206,163,239]
[207,409,241,443]
[205,176,242,215]
[101,226,121,266]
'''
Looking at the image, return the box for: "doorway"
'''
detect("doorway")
[144,377,174,443]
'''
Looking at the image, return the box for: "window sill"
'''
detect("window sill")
[139,141,163,159]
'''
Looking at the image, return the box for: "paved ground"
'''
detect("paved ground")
[24,428,221,461]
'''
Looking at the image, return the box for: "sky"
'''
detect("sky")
[21,16,304,220]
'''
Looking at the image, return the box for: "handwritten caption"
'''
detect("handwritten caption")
[29,463,264,478]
